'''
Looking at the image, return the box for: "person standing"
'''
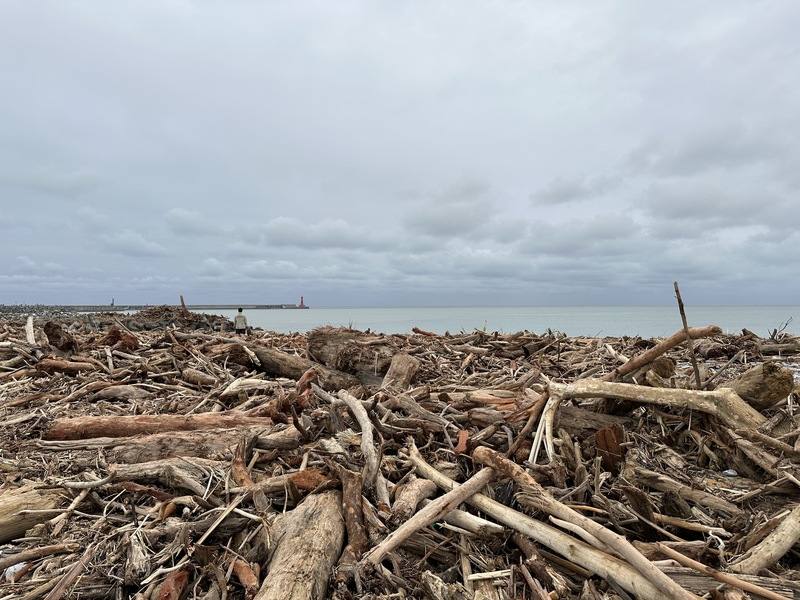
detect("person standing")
[234,307,248,335]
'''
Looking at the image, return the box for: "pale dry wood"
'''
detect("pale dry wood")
[551,379,765,430]
[602,325,722,381]
[391,475,437,521]
[730,505,800,575]
[363,467,495,566]
[472,446,699,600]
[0,485,65,543]
[720,361,794,410]
[381,353,420,390]
[656,543,790,600]
[408,446,678,600]
[254,490,345,600]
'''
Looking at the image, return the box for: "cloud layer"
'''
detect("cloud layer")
[1,2,799,306]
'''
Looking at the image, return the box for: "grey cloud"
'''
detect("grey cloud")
[166,208,219,236]
[531,175,618,205]
[2,3,800,305]
[99,229,167,257]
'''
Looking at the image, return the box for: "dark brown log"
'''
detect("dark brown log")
[45,412,273,440]
[255,490,345,600]
[42,321,78,353]
[719,361,794,410]
[35,358,96,375]
[90,384,152,402]
[252,346,361,390]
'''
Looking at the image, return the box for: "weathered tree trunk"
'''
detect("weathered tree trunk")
[181,368,216,387]
[252,346,361,390]
[255,490,344,600]
[381,353,420,390]
[719,362,794,410]
[40,425,300,463]
[45,412,274,440]
[0,486,65,543]
[391,475,437,522]
[307,327,401,384]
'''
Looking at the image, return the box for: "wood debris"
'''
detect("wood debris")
[0,305,799,599]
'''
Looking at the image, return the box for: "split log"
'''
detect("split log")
[252,346,361,390]
[0,486,65,543]
[602,325,721,381]
[730,506,800,574]
[381,353,420,390]
[472,446,699,600]
[719,361,794,410]
[45,412,274,440]
[254,490,344,600]
[550,379,765,431]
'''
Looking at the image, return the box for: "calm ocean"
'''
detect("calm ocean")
[197,306,799,338]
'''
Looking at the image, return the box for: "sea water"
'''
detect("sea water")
[195,305,799,337]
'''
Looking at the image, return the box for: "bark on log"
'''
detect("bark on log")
[550,379,765,431]
[381,353,420,390]
[719,362,794,410]
[35,358,96,375]
[252,346,361,391]
[602,325,722,382]
[255,490,344,600]
[0,486,65,543]
[45,412,274,440]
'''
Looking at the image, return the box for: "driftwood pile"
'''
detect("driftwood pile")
[0,312,799,600]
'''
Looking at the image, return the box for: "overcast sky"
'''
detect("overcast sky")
[1,2,798,306]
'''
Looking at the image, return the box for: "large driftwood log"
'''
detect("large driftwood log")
[602,325,721,381]
[0,486,65,543]
[39,425,300,463]
[719,362,794,410]
[252,346,361,390]
[255,490,344,600]
[550,379,765,431]
[308,327,401,384]
[45,412,274,440]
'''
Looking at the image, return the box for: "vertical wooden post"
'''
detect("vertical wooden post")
[673,282,702,389]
